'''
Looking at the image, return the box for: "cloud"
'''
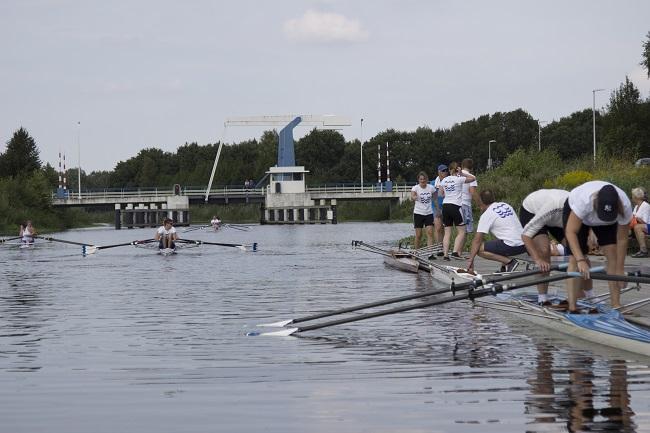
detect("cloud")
[283,10,369,44]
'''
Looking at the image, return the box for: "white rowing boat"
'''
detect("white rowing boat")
[429,261,482,285]
[475,293,650,357]
[383,250,420,274]
[158,247,177,256]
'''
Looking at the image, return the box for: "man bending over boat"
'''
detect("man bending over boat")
[467,190,527,273]
[155,218,178,250]
[19,221,37,245]
[563,181,632,312]
[519,189,570,305]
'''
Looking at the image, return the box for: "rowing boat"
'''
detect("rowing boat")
[475,293,650,357]
[383,250,420,274]
[158,247,176,256]
[429,261,482,285]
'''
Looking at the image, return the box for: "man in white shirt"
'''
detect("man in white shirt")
[519,189,570,304]
[155,218,179,250]
[563,181,633,311]
[467,189,527,273]
[460,158,478,234]
[631,187,650,258]
[439,163,476,260]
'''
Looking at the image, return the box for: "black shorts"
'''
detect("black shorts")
[413,213,434,228]
[519,206,565,242]
[484,239,527,256]
[442,203,465,227]
[562,200,617,255]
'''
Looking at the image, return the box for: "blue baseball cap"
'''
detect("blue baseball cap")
[437,164,448,172]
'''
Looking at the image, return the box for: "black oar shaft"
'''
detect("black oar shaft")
[97,239,156,250]
[588,273,650,285]
[36,236,92,247]
[1,236,22,243]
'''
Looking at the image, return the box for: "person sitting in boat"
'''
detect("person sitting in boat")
[410,171,435,250]
[19,220,37,245]
[467,189,527,273]
[630,187,650,258]
[519,189,570,305]
[155,218,178,250]
[563,181,633,312]
[210,215,222,231]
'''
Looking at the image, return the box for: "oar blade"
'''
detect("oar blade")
[248,327,299,337]
[82,245,99,256]
[257,319,294,328]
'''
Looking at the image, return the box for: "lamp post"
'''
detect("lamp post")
[77,121,81,200]
[488,139,496,169]
[538,120,547,152]
[592,88,605,165]
[360,118,364,193]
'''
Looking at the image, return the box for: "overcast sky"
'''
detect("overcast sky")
[1,0,649,172]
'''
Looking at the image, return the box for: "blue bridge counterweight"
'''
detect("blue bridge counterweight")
[278,116,301,167]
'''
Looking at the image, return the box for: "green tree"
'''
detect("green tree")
[0,127,41,178]
[642,31,650,78]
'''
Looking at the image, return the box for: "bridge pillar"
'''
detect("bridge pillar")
[115,204,121,230]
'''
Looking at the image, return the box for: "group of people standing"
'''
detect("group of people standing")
[411,162,649,313]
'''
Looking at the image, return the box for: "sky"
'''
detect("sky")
[1,0,649,172]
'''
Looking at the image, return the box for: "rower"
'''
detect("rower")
[410,171,436,250]
[19,220,37,245]
[519,189,570,305]
[563,181,633,312]
[467,189,527,273]
[155,218,178,250]
[210,215,222,231]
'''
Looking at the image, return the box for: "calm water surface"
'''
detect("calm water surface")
[1,223,649,433]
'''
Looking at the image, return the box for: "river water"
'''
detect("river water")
[1,223,649,433]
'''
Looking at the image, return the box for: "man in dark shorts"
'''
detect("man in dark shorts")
[467,190,527,273]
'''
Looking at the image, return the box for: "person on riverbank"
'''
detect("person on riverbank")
[563,181,633,312]
[467,189,527,273]
[439,162,476,260]
[155,218,178,250]
[430,167,445,245]
[519,189,570,304]
[410,171,435,250]
[630,187,650,258]
[460,158,478,236]
[19,221,37,245]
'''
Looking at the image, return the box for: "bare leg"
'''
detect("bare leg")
[601,243,621,308]
[414,227,423,250]
[633,224,648,252]
[534,235,550,295]
[567,255,592,311]
[453,225,467,254]
[443,226,452,256]
[434,217,443,244]
[425,225,434,247]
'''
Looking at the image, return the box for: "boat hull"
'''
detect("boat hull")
[383,252,420,274]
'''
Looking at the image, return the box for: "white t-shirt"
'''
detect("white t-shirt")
[411,184,435,216]
[477,202,524,247]
[461,170,477,207]
[568,181,633,226]
[440,175,465,206]
[633,201,650,224]
[157,226,177,236]
[211,218,221,225]
[521,189,569,237]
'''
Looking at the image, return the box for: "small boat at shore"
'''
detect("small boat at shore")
[383,250,420,273]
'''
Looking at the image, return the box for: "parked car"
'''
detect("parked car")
[635,158,650,167]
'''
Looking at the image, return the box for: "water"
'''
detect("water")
[1,223,649,433]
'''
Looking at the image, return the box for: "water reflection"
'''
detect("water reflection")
[526,344,635,432]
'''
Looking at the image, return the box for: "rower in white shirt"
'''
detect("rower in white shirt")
[438,162,476,260]
[210,215,222,231]
[467,189,527,273]
[155,218,179,250]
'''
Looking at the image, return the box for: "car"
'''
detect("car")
[635,158,650,167]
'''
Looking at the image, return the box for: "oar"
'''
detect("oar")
[224,224,249,232]
[35,236,93,247]
[178,239,257,252]
[82,239,156,255]
[182,225,209,233]
[257,263,570,328]
[253,266,603,336]
[582,273,650,285]
[0,236,22,243]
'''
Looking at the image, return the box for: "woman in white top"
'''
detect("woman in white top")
[563,181,633,311]
[410,171,436,250]
[438,162,476,260]
[630,187,650,258]
[155,218,179,249]
[19,220,37,244]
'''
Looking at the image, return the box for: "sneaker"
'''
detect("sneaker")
[538,301,552,306]
[504,260,519,273]
[450,252,461,259]
[632,250,649,258]
[443,255,451,261]
[436,252,444,257]
[428,254,437,260]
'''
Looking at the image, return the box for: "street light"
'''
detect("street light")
[77,121,81,200]
[360,118,364,193]
[538,120,547,152]
[592,88,605,165]
[488,139,496,169]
